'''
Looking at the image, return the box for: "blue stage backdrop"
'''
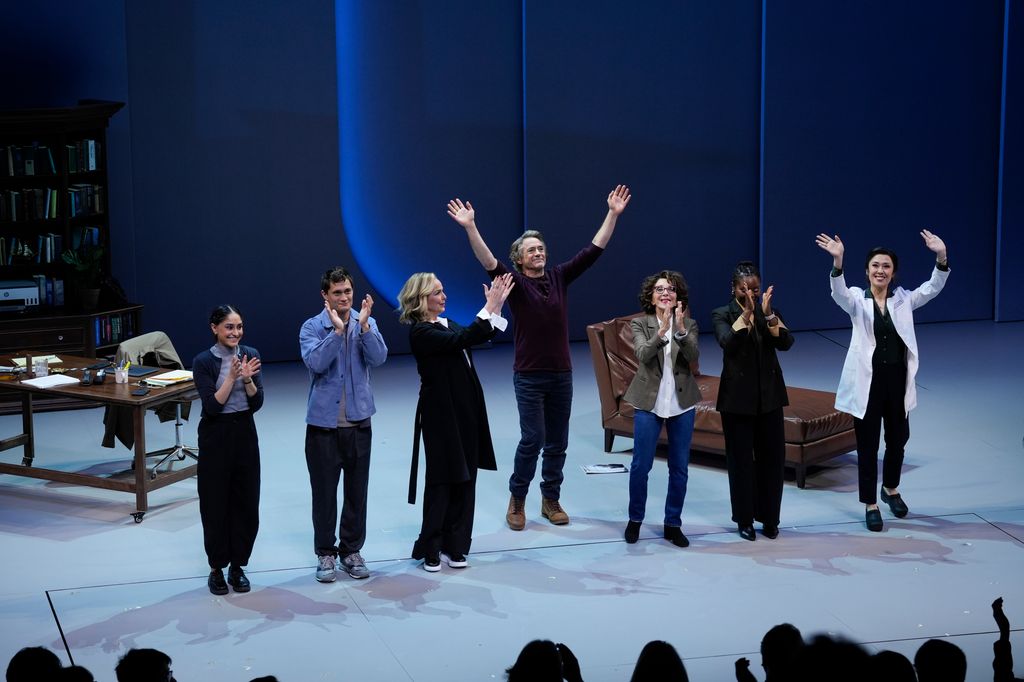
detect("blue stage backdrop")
[998,0,1024,322]
[763,0,1003,330]
[520,0,762,335]
[3,1,1021,361]
[336,0,523,327]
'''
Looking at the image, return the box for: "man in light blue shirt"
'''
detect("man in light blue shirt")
[299,266,387,581]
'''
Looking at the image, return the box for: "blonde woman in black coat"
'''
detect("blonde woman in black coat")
[398,272,513,571]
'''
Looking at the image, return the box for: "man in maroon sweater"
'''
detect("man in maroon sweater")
[447,186,631,529]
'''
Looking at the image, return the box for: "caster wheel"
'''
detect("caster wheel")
[131,512,145,523]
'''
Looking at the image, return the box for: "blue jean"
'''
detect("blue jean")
[509,371,573,500]
[629,409,694,527]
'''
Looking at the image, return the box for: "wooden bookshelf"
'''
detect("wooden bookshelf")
[1,100,123,298]
[0,100,142,413]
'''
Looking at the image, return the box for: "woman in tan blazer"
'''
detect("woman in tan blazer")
[622,270,701,547]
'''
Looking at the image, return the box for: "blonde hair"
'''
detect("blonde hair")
[397,272,438,324]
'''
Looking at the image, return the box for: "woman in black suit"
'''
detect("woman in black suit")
[711,261,794,541]
[398,271,514,571]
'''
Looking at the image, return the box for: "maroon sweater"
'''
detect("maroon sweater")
[488,242,603,372]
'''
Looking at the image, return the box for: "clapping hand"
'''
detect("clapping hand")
[357,294,374,331]
[674,303,689,332]
[762,285,774,316]
[238,354,261,379]
[483,273,515,314]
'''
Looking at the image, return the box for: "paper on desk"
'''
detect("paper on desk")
[143,370,193,387]
[13,355,62,367]
[21,374,80,389]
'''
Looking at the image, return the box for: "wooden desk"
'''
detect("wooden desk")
[0,354,197,522]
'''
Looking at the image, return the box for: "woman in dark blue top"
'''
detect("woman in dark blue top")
[192,304,264,595]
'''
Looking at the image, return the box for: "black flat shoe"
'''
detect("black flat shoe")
[664,526,690,547]
[208,568,229,596]
[866,508,884,532]
[624,521,641,544]
[738,525,756,542]
[880,488,909,518]
[227,566,250,593]
[761,524,779,539]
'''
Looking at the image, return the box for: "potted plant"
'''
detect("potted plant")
[62,244,105,310]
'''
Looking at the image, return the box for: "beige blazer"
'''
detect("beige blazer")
[622,314,701,413]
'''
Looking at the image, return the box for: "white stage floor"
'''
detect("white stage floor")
[1,321,1022,681]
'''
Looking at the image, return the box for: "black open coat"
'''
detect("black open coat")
[407,317,498,503]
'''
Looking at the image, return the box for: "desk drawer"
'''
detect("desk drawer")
[0,327,84,352]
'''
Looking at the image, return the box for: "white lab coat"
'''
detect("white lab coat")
[830,266,949,419]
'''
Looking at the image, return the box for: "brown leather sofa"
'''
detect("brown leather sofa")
[586,314,856,488]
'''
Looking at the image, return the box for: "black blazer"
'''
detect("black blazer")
[711,300,794,416]
[407,317,498,503]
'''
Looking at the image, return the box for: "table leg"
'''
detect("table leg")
[21,391,34,466]
[133,405,147,517]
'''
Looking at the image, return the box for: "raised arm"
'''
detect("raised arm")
[447,198,499,271]
[815,232,844,270]
[921,228,947,266]
[592,184,631,248]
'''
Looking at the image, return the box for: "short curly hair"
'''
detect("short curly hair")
[638,270,688,314]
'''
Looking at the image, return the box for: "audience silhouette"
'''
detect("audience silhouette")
[7,598,1019,681]
[114,648,174,682]
[631,640,688,681]
[5,647,62,682]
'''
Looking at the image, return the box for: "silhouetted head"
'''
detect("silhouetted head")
[506,640,562,682]
[115,648,174,682]
[914,639,967,682]
[793,635,870,682]
[630,640,688,682]
[760,623,803,680]
[6,647,62,682]
[869,650,916,682]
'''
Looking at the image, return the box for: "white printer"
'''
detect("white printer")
[0,280,41,311]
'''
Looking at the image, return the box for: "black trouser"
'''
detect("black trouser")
[197,411,260,570]
[413,470,477,560]
[855,362,909,505]
[721,408,786,527]
[305,424,371,557]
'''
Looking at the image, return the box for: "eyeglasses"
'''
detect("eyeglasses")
[654,285,676,294]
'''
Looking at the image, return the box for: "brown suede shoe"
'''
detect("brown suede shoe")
[541,497,569,525]
[506,495,526,531]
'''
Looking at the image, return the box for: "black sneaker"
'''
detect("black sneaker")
[441,552,468,568]
[227,565,250,593]
[423,554,441,572]
[624,521,641,544]
[208,568,229,596]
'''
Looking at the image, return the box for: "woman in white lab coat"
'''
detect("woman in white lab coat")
[815,231,949,532]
